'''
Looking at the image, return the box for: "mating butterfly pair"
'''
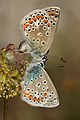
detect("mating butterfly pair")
[19,6,60,108]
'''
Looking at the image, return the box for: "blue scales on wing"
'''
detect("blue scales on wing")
[21,65,59,108]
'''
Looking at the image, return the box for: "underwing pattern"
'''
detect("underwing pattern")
[20,6,60,108]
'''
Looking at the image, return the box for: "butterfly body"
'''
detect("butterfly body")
[20,6,60,108]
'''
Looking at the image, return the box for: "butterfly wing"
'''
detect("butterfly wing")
[43,6,60,34]
[21,65,59,108]
[20,6,60,55]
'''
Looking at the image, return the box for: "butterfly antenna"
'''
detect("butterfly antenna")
[45,65,65,69]
[48,55,67,63]
[45,55,67,68]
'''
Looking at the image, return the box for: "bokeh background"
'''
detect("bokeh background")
[0,0,80,120]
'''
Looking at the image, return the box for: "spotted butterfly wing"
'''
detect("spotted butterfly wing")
[43,6,60,34]
[21,65,59,108]
[20,6,60,108]
[20,6,60,55]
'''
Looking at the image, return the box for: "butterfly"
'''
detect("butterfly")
[19,6,60,108]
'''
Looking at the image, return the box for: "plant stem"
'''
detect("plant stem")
[3,97,8,120]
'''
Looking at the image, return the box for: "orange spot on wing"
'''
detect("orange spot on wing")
[37,98,41,102]
[28,95,33,99]
[48,12,55,16]
[23,23,29,30]
[32,17,37,22]
[33,97,37,101]
[41,16,44,19]
[23,92,29,97]
[43,19,48,23]
[41,97,44,101]
[36,15,41,19]
[28,20,33,24]
[44,93,48,97]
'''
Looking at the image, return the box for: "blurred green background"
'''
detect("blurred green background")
[0,0,80,120]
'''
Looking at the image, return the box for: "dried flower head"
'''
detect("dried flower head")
[0,44,32,99]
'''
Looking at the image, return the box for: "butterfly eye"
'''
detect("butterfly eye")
[41,41,46,46]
